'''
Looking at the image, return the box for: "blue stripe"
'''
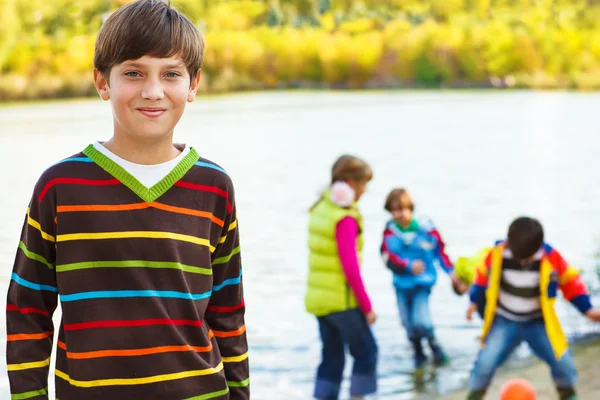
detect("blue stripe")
[213,272,242,292]
[469,284,486,304]
[55,157,93,165]
[61,289,212,302]
[571,294,592,314]
[194,162,227,175]
[11,273,58,292]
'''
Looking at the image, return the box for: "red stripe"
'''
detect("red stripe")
[428,228,453,269]
[175,181,232,212]
[39,178,120,202]
[64,318,203,331]
[382,230,409,267]
[207,299,245,313]
[6,304,52,317]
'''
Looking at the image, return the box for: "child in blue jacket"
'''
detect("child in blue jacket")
[380,188,458,369]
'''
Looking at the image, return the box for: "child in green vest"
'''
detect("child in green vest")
[453,247,492,319]
[305,155,378,400]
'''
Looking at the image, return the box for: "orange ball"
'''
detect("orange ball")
[499,378,537,400]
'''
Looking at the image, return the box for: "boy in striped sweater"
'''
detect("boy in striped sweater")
[5,1,249,399]
[466,217,600,400]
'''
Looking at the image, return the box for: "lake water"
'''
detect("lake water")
[1,91,600,399]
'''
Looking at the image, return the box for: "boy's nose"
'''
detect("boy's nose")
[141,80,164,100]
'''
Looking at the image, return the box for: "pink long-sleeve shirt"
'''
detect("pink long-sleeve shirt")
[335,216,373,314]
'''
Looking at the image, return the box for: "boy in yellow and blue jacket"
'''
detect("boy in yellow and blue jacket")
[465,217,600,400]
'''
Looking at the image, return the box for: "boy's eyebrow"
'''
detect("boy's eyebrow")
[121,61,186,69]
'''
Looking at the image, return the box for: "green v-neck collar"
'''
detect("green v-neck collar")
[82,144,199,203]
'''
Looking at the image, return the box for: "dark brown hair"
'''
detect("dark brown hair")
[331,155,373,184]
[507,216,544,260]
[94,0,204,83]
[384,188,414,212]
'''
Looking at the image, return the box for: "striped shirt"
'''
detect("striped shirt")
[6,144,249,400]
[496,248,543,321]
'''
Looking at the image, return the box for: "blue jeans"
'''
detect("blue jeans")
[468,315,578,391]
[314,308,378,400]
[395,286,434,341]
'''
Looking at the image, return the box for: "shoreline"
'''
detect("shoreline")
[1,85,599,107]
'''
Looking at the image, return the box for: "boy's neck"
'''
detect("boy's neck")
[101,134,181,165]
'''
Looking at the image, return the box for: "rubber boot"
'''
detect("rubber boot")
[411,338,427,369]
[428,337,449,366]
[557,386,577,400]
[466,389,486,400]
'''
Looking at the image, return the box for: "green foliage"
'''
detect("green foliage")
[2,0,600,100]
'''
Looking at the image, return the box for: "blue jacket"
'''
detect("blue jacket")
[380,217,453,290]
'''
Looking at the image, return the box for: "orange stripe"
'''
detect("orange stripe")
[57,203,224,227]
[7,331,54,341]
[151,203,224,226]
[212,325,246,338]
[57,340,213,359]
[58,203,148,212]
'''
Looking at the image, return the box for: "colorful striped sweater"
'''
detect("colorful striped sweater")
[6,145,249,400]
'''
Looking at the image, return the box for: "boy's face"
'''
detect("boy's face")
[391,204,413,226]
[94,55,201,143]
[453,279,470,295]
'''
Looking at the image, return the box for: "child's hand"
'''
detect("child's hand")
[585,308,600,322]
[366,311,377,326]
[466,303,477,321]
[411,260,425,275]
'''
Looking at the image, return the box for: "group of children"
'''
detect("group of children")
[305,155,600,400]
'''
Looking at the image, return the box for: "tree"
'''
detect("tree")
[0,0,20,71]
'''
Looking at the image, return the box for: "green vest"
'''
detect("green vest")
[305,191,364,316]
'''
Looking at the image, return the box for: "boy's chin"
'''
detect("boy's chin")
[128,129,175,142]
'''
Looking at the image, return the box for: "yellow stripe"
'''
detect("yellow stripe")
[559,265,580,285]
[219,220,238,243]
[57,231,215,252]
[7,357,51,371]
[26,208,55,243]
[222,352,249,363]
[55,362,223,387]
[228,220,237,232]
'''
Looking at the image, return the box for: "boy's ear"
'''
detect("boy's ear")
[93,68,110,101]
[187,70,202,103]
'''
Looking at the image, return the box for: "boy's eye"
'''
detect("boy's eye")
[165,72,180,78]
[125,71,141,77]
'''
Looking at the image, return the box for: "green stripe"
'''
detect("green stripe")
[213,246,241,265]
[227,377,250,388]
[11,388,48,400]
[83,144,199,203]
[18,241,54,270]
[184,388,229,400]
[56,260,211,275]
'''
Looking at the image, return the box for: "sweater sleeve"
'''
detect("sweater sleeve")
[469,249,493,305]
[380,227,411,274]
[335,216,373,314]
[545,245,592,314]
[428,226,454,274]
[206,185,249,399]
[6,176,58,400]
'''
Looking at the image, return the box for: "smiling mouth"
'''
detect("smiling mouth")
[137,108,166,118]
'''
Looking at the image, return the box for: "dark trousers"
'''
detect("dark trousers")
[313,308,378,400]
